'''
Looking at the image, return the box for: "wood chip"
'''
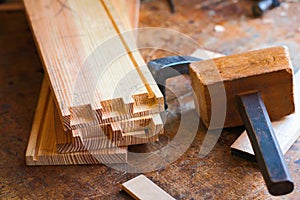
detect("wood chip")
[122,175,175,200]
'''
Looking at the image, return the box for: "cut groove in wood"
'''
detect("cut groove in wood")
[23,0,164,131]
[40,77,163,138]
[71,114,164,140]
[26,80,127,165]
[56,130,160,154]
[100,0,154,99]
[54,103,163,153]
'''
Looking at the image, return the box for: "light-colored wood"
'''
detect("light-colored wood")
[56,131,159,154]
[58,128,162,154]
[55,103,160,153]
[231,71,300,159]
[23,0,164,130]
[190,46,295,129]
[35,76,163,139]
[111,0,140,30]
[25,75,50,161]
[26,79,127,165]
[72,114,163,139]
[122,175,175,200]
[56,120,162,153]
[56,114,163,153]
[28,78,163,159]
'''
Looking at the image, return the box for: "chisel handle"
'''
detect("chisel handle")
[237,92,294,196]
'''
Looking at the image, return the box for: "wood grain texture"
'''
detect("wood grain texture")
[3,1,300,199]
[56,132,159,154]
[122,175,175,200]
[55,109,163,154]
[110,0,140,30]
[23,0,163,130]
[26,77,164,162]
[231,71,300,160]
[26,79,127,165]
[57,128,162,154]
[71,113,163,140]
[190,46,295,129]
[35,75,163,138]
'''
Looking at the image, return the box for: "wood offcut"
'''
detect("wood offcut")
[122,175,175,200]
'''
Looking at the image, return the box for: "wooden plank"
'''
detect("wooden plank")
[57,119,163,154]
[122,175,175,200]
[35,76,162,139]
[26,79,127,165]
[111,0,140,30]
[29,75,163,156]
[190,46,294,129]
[56,121,162,153]
[231,71,300,160]
[72,114,163,140]
[56,131,160,154]
[23,0,164,130]
[55,100,163,153]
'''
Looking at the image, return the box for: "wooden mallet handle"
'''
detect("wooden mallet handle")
[237,92,294,196]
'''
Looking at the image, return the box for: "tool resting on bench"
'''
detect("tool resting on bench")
[190,46,294,195]
[148,46,295,195]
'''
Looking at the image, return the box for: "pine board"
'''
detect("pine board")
[56,116,162,153]
[71,113,163,139]
[36,77,163,138]
[110,0,139,30]
[56,130,160,154]
[26,79,127,165]
[23,0,164,131]
[56,111,163,153]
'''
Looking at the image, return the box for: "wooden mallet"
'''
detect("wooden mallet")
[189,46,294,195]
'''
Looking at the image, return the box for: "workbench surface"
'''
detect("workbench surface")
[1,0,300,199]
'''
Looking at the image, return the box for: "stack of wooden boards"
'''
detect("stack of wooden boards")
[24,0,164,165]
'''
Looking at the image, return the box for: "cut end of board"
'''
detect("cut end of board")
[23,0,164,132]
[68,93,164,130]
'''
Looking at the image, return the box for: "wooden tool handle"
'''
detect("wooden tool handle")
[237,92,294,196]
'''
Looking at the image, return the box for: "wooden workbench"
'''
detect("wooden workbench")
[1,0,300,199]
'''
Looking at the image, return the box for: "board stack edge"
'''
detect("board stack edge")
[24,0,165,165]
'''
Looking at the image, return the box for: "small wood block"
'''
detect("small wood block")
[231,71,300,160]
[122,175,175,200]
[190,46,295,129]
